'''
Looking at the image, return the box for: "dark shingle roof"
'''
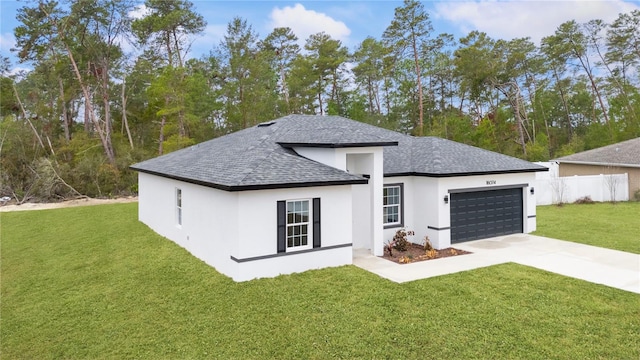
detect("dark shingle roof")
[131,115,546,190]
[388,136,548,176]
[554,137,640,167]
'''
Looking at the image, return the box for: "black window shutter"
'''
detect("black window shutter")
[277,201,286,253]
[313,198,321,248]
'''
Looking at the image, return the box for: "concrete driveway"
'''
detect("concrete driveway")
[353,234,640,294]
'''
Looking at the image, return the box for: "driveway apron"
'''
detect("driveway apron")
[353,234,640,294]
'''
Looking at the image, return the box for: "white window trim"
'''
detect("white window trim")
[286,199,312,252]
[383,184,403,228]
[176,188,182,227]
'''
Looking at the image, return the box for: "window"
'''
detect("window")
[277,198,320,253]
[286,200,310,250]
[176,188,182,226]
[383,184,403,227]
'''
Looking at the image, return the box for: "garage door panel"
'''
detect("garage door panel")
[451,188,523,243]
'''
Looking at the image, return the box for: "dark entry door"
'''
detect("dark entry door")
[450,188,523,243]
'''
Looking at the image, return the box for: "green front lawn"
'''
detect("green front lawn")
[534,202,640,254]
[2,203,639,359]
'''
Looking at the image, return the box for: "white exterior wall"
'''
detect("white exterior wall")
[383,176,415,246]
[294,146,385,256]
[294,147,338,168]
[232,185,353,281]
[383,172,537,251]
[138,173,239,277]
[139,173,353,282]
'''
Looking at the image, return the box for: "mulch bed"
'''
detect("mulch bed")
[381,243,472,264]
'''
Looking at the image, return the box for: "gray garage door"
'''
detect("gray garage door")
[450,188,523,243]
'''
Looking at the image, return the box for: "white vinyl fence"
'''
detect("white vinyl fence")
[534,162,629,205]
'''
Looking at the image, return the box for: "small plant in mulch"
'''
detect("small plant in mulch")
[382,243,470,264]
[384,228,415,256]
[381,235,472,264]
[423,236,433,251]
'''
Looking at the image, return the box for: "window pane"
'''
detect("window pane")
[383,186,401,224]
[286,200,311,248]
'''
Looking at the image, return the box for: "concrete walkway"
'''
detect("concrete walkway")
[353,234,640,294]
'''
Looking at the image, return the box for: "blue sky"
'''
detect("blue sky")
[2,0,639,73]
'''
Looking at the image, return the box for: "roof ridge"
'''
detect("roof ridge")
[234,126,284,185]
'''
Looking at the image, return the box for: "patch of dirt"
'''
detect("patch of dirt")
[0,197,138,212]
[381,242,471,264]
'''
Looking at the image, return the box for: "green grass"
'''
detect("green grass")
[2,203,639,359]
[534,202,640,254]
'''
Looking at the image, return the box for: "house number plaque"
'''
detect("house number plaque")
[486,180,496,185]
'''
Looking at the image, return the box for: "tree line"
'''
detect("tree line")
[1,0,639,202]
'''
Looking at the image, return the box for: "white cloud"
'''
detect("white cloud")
[0,32,16,54]
[267,3,351,47]
[190,23,226,56]
[3,66,31,78]
[434,0,640,44]
[128,4,150,20]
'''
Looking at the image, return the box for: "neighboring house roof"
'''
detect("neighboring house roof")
[131,115,547,191]
[554,137,640,168]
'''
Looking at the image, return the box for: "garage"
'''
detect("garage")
[450,187,523,243]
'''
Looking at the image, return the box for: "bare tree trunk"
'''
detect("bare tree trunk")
[552,68,573,139]
[101,59,115,163]
[411,36,424,135]
[374,81,382,115]
[384,78,391,116]
[495,81,530,156]
[12,81,46,151]
[121,81,134,149]
[158,114,166,155]
[172,30,183,68]
[84,63,92,133]
[514,86,527,156]
[65,44,116,165]
[58,78,70,142]
[367,78,374,114]
[317,76,324,115]
[281,65,290,112]
[592,43,637,121]
[573,48,611,132]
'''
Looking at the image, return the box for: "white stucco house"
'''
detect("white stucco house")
[131,115,547,281]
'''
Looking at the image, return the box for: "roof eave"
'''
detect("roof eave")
[278,141,398,148]
[130,166,368,192]
[384,168,548,178]
[553,159,640,168]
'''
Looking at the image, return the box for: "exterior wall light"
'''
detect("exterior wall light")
[444,195,449,204]
[530,187,535,195]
